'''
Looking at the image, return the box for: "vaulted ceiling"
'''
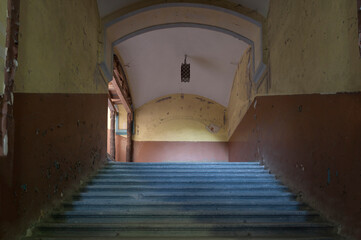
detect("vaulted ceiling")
[115,27,249,108]
[97,0,270,18]
[97,0,268,108]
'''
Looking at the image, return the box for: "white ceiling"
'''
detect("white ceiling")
[98,0,265,108]
[97,0,270,18]
[115,27,249,108]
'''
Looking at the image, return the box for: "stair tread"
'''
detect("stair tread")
[100,172,269,175]
[84,185,287,189]
[38,222,334,228]
[23,162,338,239]
[25,237,340,240]
[107,162,261,164]
[88,179,280,183]
[94,175,275,178]
[75,192,294,197]
[74,199,297,203]
[101,169,268,171]
[53,210,318,216]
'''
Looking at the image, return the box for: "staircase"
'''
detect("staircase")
[25,162,341,239]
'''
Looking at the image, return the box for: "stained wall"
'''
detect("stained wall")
[228,2,361,239]
[267,0,361,94]
[134,94,227,142]
[134,141,228,162]
[229,94,361,239]
[0,1,108,240]
[115,135,127,162]
[121,93,228,162]
[14,0,106,94]
[0,0,7,94]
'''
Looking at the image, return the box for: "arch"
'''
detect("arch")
[100,3,265,83]
[134,93,228,142]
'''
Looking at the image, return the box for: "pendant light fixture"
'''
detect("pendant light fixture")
[181,55,190,82]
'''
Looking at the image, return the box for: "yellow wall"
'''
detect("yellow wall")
[117,104,127,130]
[107,104,127,131]
[0,0,7,94]
[134,94,227,142]
[227,0,361,139]
[226,46,268,139]
[15,0,107,94]
[226,47,253,138]
[267,0,361,94]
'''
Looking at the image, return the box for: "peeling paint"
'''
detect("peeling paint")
[25,228,32,237]
[54,161,60,169]
[134,94,227,141]
[298,105,303,112]
[268,0,361,94]
[21,184,27,192]
[0,0,7,94]
[156,96,171,103]
[226,46,262,139]
[195,97,205,102]
[206,123,220,133]
[14,0,107,94]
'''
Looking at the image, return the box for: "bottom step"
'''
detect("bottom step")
[25,237,340,240]
[34,223,336,237]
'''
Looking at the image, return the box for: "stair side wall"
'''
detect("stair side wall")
[0,0,108,239]
[0,93,107,240]
[229,93,361,239]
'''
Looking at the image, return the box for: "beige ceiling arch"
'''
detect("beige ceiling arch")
[100,3,266,84]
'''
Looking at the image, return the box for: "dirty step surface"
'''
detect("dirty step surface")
[24,162,341,239]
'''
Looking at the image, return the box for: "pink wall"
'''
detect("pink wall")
[1,93,107,240]
[133,141,228,162]
[229,93,361,239]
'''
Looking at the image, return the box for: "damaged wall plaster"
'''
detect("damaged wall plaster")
[226,46,268,139]
[0,0,7,94]
[1,1,108,240]
[14,0,107,94]
[267,0,361,94]
[134,93,227,142]
[230,93,361,240]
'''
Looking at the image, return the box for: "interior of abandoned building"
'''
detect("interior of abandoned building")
[1,0,361,239]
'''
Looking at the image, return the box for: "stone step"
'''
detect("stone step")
[99,169,269,173]
[94,173,275,178]
[34,222,335,238]
[88,178,279,184]
[75,191,294,198]
[63,201,307,212]
[49,210,322,224]
[25,237,340,240]
[24,162,338,240]
[107,162,261,165]
[83,184,288,192]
